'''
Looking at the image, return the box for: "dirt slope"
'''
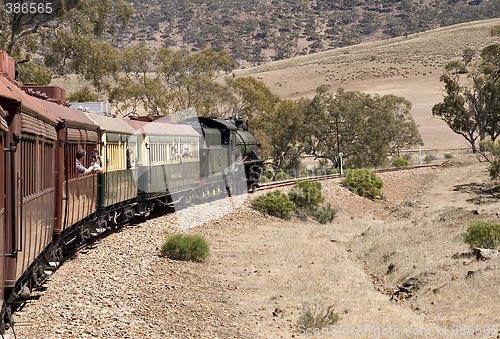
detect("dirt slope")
[197,157,499,338]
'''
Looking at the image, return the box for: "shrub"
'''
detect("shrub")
[274,171,291,181]
[424,154,437,163]
[391,156,409,168]
[294,207,309,221]
[489,159,500,180]
[402,153,412,162]
[311,204,336,224]
[444,153,454,159]
[250,190,294,220]
[259,175,271,183]
[297,304,339,330]
[463,220,500,249]
[160,234,210,262]
[288,180,324,209]
[343,169,383,199]
[327,167,339,175]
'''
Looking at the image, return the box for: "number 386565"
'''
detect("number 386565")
[4,2,53,14]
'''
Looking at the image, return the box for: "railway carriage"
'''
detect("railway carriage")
[84,113,139,226]
[0,74,60,309]
[0,106,8,333]
[34,99,100,241]
[126,118,201,211]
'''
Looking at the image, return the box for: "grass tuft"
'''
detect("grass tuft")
[297,303,339,331]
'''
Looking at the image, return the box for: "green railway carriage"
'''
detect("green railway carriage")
[125,118,200,207]
[84,113,139,223]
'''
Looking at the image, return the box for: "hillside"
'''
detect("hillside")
[51,18,500,150]
[117,0,500,66]
[229,18,500,150]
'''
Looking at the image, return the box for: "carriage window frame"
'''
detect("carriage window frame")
[20,134,55,197]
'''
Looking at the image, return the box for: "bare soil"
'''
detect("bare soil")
[195,156,500,338]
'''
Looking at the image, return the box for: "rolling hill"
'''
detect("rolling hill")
[228,18,500,150]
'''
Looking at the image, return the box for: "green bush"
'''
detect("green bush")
[444,153,454,159]
[293,206,308,221]
[463,220,500,249]
[297,304,339,330]
[343,169,383,199]
[288,180,324,209]
[250,190,294,220]
[311,204,337,224]
[391,156,409,168]
[489,159,500,180]
[259,175,271,183]
[402,153,412,162]
[274,171,291,181]
[160,234,210,262]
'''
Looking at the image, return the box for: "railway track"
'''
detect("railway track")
[256,163,441,191]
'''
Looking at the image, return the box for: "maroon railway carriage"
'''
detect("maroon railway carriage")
[33,98,100,247]
[0,106,8,333]
[0,73,102,307]
[0,74,59,306]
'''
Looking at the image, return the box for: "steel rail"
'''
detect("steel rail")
[256,162,441,191]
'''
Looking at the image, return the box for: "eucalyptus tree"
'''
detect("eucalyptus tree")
[304,87,421,168]
[109,47,236,116]
[225,76,280,121]
[432,43,500,152]
[255,98,308,172]
[1,0,133,86]
[226,76,308,172]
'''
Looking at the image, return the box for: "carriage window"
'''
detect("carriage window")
[68,142,98,178]
[42,141,55,190]
[20,136,36,197]
[106,142,127,171]
[20,136,54,196]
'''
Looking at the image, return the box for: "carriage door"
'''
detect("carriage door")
[0,108,6,334]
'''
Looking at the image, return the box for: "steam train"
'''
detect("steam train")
[0,51,263,334]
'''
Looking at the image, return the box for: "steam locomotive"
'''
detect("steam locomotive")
[0,51,263,334]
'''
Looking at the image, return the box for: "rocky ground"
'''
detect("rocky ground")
[6,154,500,338]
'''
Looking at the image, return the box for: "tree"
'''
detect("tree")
[480,139,500,180]
[378,94,422,155]
[16,61,52,85]
[225,76,280,120]
[433,44,500,152]
[109,47,236,116]
[1,0,133,86]
[304,87,421,168]
[254,99,308,172]
[303,85,340,166]
[67,87,99,102]
[0,0,79,55]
